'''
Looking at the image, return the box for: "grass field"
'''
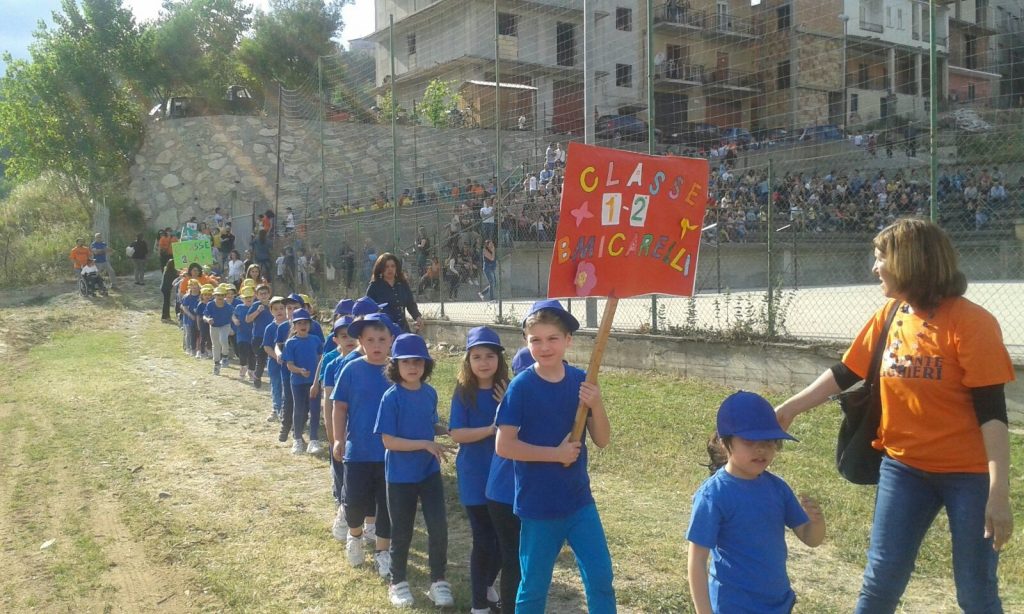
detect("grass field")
[0,283,1021,613]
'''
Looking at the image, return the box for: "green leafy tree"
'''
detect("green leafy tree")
[237,0,349,90]
[138,0,254,103]
[0,0,144,202]
[419,79,462,128]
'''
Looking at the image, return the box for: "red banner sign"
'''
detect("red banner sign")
[548,142,709,299]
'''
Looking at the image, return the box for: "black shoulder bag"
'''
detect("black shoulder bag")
[836,301,900,485]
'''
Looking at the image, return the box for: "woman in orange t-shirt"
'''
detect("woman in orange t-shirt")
[775,218,1014,613]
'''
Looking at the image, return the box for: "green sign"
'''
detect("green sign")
[172,238,213,268]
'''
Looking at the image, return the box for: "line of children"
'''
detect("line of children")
[169,286,828,613]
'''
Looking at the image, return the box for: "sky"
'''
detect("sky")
[0,0,375,70]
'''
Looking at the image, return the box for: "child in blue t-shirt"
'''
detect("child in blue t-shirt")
[322,315,358,541]
[330,313,395,579]
[495,300,614,614]
[246,284,274,391]
[203,287,235,374]
[232,287,255,381]
[179,280,201,356]
[195,287,213,358]
[484,341,534,613]
[375,333,455,609]
[282,308,324,455]
[262,297,288,429]
[686,391,825,614]
[274,294,304,443]
[450,326,508,614]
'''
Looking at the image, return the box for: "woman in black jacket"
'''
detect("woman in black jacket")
[160,259,179,321]
[365,252,422,333]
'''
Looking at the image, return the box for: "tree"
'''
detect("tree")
[237,0,349,90]
[0,0,144,202]
[138,0,254,103]
[419,79,462,128]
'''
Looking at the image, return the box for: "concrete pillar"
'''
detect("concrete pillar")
[887,47,896,92]
[916,53,923,97]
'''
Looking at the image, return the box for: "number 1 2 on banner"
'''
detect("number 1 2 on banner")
[630,195,649,227]
[601,193,622,226]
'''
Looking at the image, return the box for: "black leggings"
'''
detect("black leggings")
[343,462,391,539]
[487,499,521,612]
[388,472,447,584]
[465,504,501,609]
[252,339,267,378]
[236,341,254,370]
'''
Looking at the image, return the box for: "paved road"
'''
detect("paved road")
[419,281,1024,359]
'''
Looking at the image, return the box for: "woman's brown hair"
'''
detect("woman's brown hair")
[873,218,967,310]
[455,345,509,408]
[372,252,408,284]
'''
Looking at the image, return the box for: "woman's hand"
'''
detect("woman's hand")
[414,317,423,332]
[985,488,1014,551]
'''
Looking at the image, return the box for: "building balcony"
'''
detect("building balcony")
[859,19,884,34]
[951,6,999,34]
[848,74,890,90]
[704,68,761,92]
[706,13,764,39]
[653,61,705,86]
[653,3,704,31]
[912,30,949,46]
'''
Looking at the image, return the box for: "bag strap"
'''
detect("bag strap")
[864,301,901,394]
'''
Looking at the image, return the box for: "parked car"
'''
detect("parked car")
[752,127,790,145]
[798,124,845,142]
[720,127,753,146]
[663,122,721,148]
[596,115,662,142]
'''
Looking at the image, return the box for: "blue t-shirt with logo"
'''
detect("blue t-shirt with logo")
[686,469,809,614]
[375,384,441,483]
[247,302,273,341]
[233,303,253,342]
[331,357,389,462]
[495,365,593,520]
[203,301,234,327]
[282,335,323,385]
[450,388,498,506]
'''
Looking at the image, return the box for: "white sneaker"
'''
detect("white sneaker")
[331,506,347,541]
[487,582,499,604]
[363,523,377,545]
[266,411,278,423]
[470,609,491,614]
[427,581,454,607]
[374,549,392,579]
[307,439,323,455]
[291,438,306,455]
[346,534,364,567]
[389,581,414,608]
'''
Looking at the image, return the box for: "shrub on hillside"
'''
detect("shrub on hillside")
[0,175,92,288]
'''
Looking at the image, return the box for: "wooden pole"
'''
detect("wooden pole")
[566,296,619,458]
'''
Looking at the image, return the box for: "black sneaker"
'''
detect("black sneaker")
[278,424,289,442]
[253,377,262,389]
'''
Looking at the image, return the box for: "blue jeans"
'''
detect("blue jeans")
[484,266,497,300]
[517,504,615,614]
[267,358,283,412]
[856,456,1001,614]
[291,382,321,441]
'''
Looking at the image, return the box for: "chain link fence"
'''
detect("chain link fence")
[255,0,1024,358]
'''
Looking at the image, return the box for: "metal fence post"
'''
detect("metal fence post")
[766,159,776,339]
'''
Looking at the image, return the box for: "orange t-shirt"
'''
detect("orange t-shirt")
[158,235,172,254]
[843,297,1015,473]
[70,246,91,269]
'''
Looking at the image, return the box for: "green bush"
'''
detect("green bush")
[0,175,92,288]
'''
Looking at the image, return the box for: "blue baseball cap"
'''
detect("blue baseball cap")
[466,326,503,351]
[352,296,386,317]
[348,312,399,338]
[392,333,432,361]
[334,298,355,316]
[290,308,312,323]
[332,315,354,333]
[510,346,535,375]
[284,293,303,305]
[521,299,579,333]
[716,391,797,442]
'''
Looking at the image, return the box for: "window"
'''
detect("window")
[886,7,892,27]
[897,9,904,29]
[556,22,576,67]
[968,84,976,101]
[851,93,859,113]
[616,7,632,31]
[616,63,633,87]
[498,13,519,37]
[776,60,791,89]
[407,34,416,56]
[777,5,791,30]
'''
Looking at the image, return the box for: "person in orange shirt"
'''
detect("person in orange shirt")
[70,238,91,275]
[775,218,1014,613]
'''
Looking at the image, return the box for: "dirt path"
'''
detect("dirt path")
[0,277,1011,613]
